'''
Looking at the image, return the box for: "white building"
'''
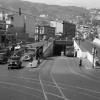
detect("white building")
[50,21,63,35]
[97,26,100,39]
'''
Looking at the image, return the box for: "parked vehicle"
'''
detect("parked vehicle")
[65,46,74,57]
[22,53,33,62]
[0,53,8,64]
[8,55,22,69]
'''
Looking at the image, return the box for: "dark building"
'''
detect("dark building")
[63,21,76,39]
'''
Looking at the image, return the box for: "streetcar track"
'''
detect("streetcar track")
[7,72,100,97]
[39,74,48,100]
[1,57,100,99]
[38,57,68,100]
[0,80,43,93]
[45,92,65,99]
[3,73,100,100]
[61,86,100,100]
[73,57,100,80]
[64,58,100,99]
[67,57,100,84]
[50,59,70,100]
[38,57,100,100]
[69,57,100,83]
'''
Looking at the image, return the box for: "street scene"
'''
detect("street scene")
[0,57,100,100]
[0,0,100,100]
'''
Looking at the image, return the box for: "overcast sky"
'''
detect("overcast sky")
[23,0,100,9]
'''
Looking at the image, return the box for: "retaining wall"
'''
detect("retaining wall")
[74,40,95,64]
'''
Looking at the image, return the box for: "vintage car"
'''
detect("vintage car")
[8,55,22,69]
[22,53,33,62]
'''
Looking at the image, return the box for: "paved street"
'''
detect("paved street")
[0,56,100,100]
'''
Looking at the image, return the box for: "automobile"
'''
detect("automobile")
[66,51,74,57]
[8,55,22,69]
[65,47,74,57]
[0,53,8,64]
[22,53,33,62]
[14,48,25,57]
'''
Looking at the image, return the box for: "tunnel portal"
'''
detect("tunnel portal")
[53,40,66,56]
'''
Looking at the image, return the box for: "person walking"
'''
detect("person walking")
[79,58,82,67]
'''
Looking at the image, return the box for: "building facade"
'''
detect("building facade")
[35,25,55,41]
[50,21,63,35]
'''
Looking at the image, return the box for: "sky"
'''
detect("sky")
[23,0,100,9]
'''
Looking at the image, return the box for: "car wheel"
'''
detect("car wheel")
[19,63,22,68]
[8,67,11,70]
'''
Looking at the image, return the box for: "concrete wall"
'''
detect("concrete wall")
[86,52,93,63]
[74,40,97,66]
[43,42,53,58]
[74,40,83,58]
[12,14,25,32]
[25,16,36,36]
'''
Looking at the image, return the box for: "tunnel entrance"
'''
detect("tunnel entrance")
[53,40,66,56]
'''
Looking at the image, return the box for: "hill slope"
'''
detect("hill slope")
[0,0,89,20]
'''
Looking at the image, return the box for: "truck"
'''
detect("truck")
[65,39,74,57]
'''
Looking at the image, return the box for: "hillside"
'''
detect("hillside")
[0,0,89,20]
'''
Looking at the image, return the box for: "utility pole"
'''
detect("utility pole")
[19,8,21,16]
[38,25,40,42]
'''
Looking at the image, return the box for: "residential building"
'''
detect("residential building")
[35,25,55,41]
[50,21,63,35]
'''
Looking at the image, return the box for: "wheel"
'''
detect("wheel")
[19,62,22,68]
[8,67,11,70]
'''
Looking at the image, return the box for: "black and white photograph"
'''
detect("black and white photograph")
[0,0,100,100]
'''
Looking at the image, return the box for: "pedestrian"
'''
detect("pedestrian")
[79,58,82,67]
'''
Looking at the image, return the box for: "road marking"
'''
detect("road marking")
[0,80,43,92]
[59,82,100,94]
[39,74,48,100]
[66,58,100,84]
[50,61,69,100]
[56,58,100,99]
[46,92,65,99]
[3,73,100,96]
[73,58,100,83]
[0,84,42,99]
[38,60,49,100]
[64,58,100,93]
[59,85,100,100]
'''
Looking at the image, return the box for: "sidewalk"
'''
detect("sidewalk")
[82,58,93,69]
[82,58,100,69]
